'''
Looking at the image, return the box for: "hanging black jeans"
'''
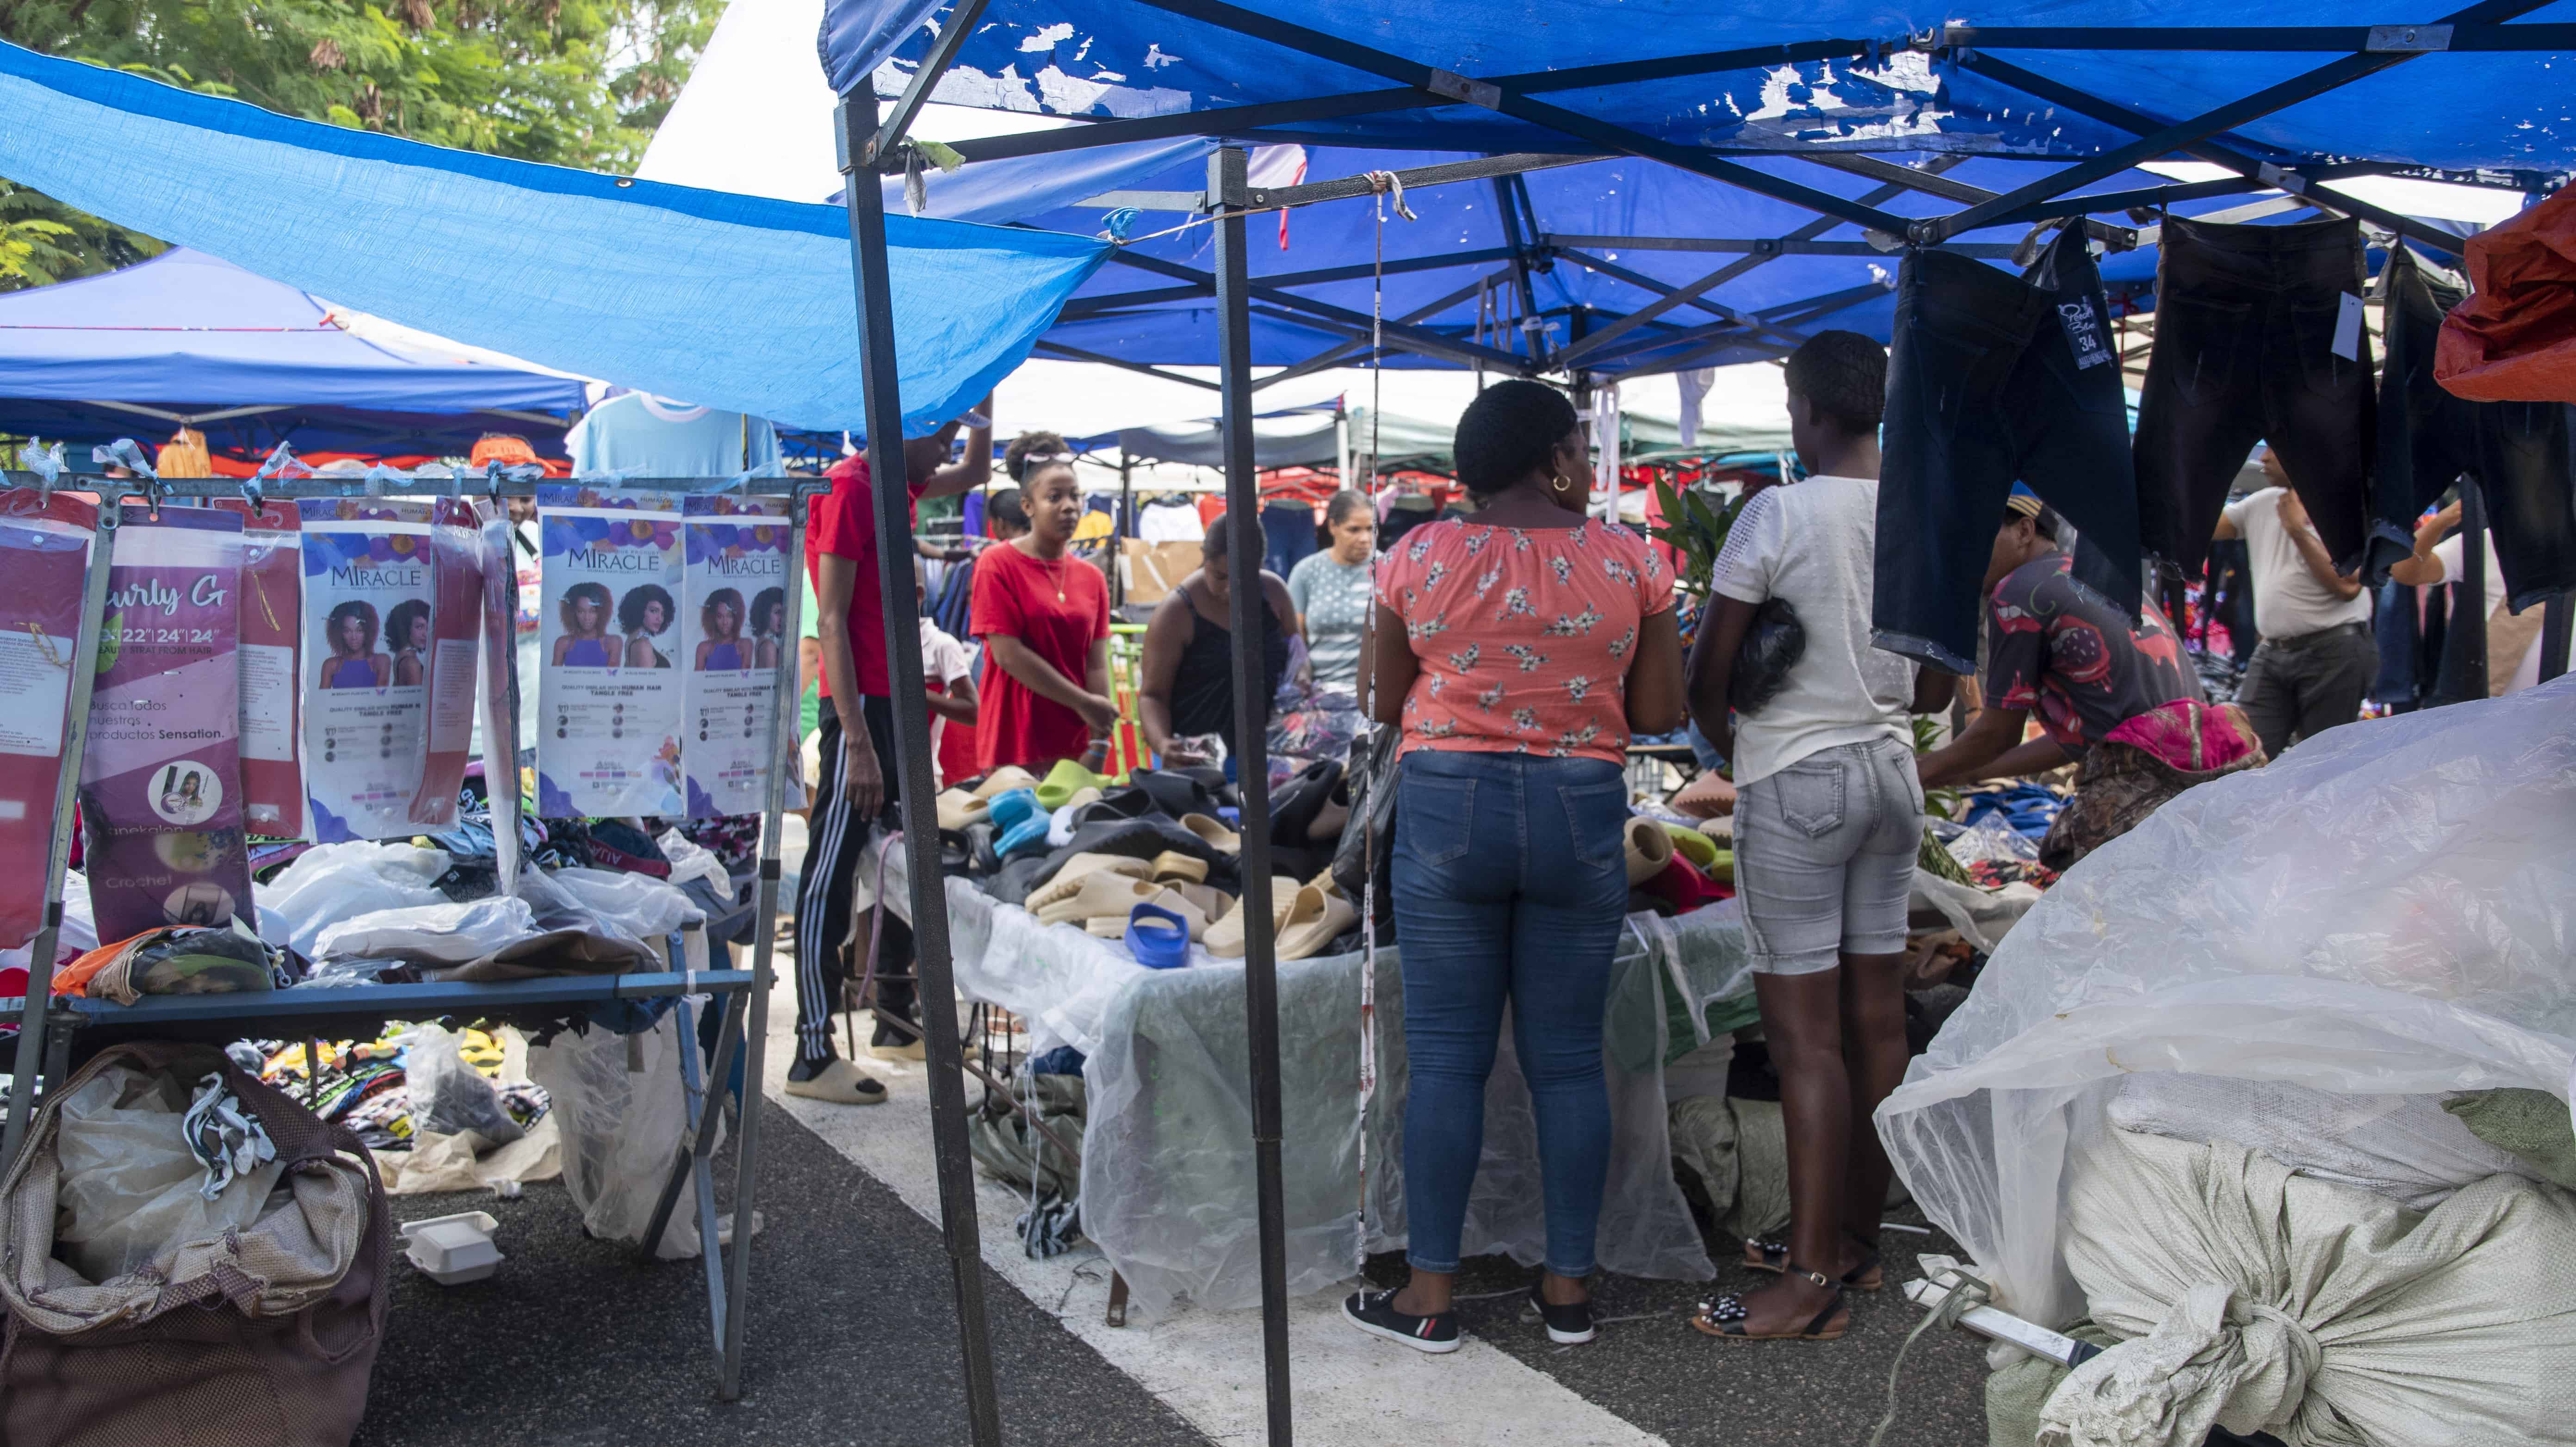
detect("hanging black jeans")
[1876,227,2142,674]
[2372,243,2576,609]
[2136,216,2373,581]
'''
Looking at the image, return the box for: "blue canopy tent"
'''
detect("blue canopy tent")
[0,247,590,460]
[811,7,2576,1445]
[0,38,1111,438]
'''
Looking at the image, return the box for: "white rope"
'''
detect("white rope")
[1354,174,1389,1268]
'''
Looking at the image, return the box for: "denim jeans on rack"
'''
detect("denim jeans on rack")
[2372,243,2576,608]
[2135,215,2373,580]
[1876,225,2142,674]
[1390,748,1630,1278]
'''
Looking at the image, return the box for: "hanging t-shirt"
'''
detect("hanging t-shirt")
[1986,553,2202,752]
[1139,500,1202,543]
[970,542,1110,772]
[566,392,781,478]
[1288,550,1374,692]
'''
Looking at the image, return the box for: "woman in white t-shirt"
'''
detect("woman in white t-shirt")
[1684,333,1952,1347]
[2389,499,2559,695]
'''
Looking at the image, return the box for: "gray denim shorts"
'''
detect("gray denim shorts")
[1734,736,1925,975]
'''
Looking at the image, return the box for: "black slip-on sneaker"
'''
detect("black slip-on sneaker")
[1342,1289,1461,1354]
[1526,1280,1596,1344]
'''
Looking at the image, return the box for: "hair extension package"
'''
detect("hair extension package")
[79,504,253,940]
[300,499,434,840]
[0,489,100,951]
[535,485,685,817]
[679,495,789,819]
[211,496,304,837]
[408,498,487,825]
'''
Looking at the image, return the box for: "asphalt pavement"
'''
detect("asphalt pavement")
[353,1099,1210,1447]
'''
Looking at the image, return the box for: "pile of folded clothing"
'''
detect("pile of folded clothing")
[938,758,1362,965]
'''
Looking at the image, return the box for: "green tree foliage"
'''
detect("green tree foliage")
[0,0,717,287]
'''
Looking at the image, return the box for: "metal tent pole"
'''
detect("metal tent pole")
[0,501,118,1173]
[1209,142,1296,1447]
[1117,457,1134,610]
[838,92,1004,1447]
[719,485,802,1400]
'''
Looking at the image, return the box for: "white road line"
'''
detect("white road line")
[757,977,1668,1447]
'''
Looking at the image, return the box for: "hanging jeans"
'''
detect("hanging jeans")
[2372,243,2576,608]
[2136,215,2374,581]
[2370,578,2426,712]
[1877,226,2141,674]
[1260,503,1319,581]
[1390,749,1630,1277]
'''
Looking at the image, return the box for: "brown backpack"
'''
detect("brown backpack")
[0,1040,391,1447]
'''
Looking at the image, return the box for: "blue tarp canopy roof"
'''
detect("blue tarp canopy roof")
[830,3,2565,381]
[0,38,1112,439]
[0,247,593,458]
[824,0,2576,179]
[911,140,2461,379]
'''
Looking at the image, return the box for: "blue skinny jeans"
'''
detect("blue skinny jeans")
[1391,748,1630,1278]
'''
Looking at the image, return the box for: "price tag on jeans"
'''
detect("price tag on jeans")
[2056,296,2113,371]
[2332,291,2365,361]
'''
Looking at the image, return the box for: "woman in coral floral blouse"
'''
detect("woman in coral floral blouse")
[1341,379,1684,1357]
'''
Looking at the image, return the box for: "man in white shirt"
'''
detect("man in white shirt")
[2212,445,2375,756]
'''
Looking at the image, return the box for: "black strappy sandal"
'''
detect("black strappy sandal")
[1742,1233,1884,1291]
[1690,1268,1848,1341]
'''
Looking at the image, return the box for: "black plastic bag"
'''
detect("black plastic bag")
[1729,597,1807,715]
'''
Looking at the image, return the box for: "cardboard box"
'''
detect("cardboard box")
[1119,539,1202,604]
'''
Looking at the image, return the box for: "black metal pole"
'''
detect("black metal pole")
[838,93,1004,1447]
[1210,142,1296,1447]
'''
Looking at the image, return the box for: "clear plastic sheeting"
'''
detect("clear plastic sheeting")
[1880,678,2576,1330]
[932,851,1747,1316]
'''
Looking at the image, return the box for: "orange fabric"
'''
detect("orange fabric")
[2436,187,2576,403]
[155,427,213,479]
[49,929,158,999]
[469,433,542,468]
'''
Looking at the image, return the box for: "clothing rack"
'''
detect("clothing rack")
[0,468,817,1400]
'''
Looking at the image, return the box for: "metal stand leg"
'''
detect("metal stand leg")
[719,496,805,1403]
[643,989,749,1346]
[0,502,118,1175]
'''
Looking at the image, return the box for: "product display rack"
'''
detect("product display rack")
[0,468,817,1401]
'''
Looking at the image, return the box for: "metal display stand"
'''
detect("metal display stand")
[0,469,817,1402]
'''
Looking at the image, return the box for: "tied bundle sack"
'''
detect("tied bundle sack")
[1,1042,391,1447]
[1878,677,2576,1443]
[2033,1124,2576,1447]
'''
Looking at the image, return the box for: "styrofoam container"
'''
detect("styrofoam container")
[400,1211,503,1285]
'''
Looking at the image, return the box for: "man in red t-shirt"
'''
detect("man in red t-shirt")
[786,397,992,1104]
